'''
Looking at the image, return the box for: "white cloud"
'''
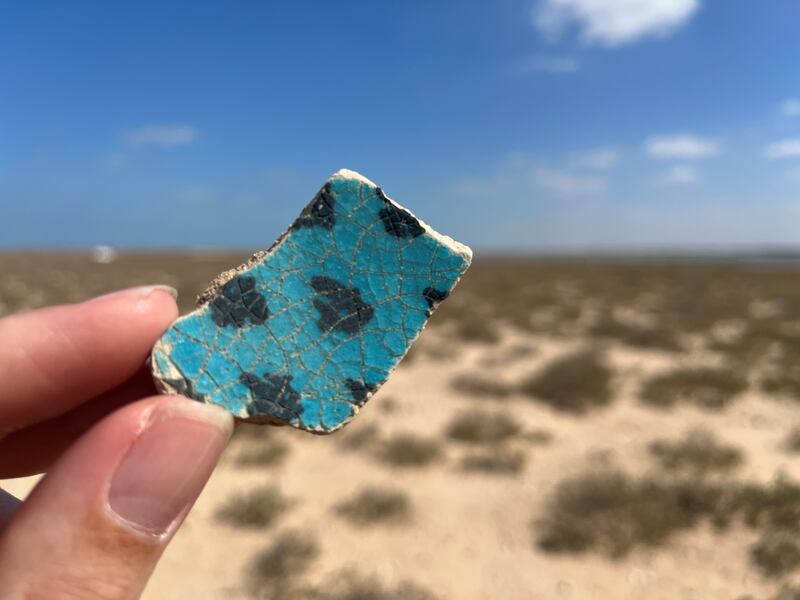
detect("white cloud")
[764,139,800,159]
[645,134,721,159]
[533,167,606,195]
[570,146,620,169]
[534,0,700,47]
[123,125,199,146]
[657,164,699,185]
[780,99,800,117]
[517,55,580,73]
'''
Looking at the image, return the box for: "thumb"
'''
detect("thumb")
[0,396,233,599]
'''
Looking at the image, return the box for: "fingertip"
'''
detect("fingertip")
[88,285,179,324]
[138,286,180,324]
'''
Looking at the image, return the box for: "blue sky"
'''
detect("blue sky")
[2,0,800,250]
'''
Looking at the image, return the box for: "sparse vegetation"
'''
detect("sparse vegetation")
[534,469,723,558]
[729,478,800,532]
[378,395,399,414]
[247,529,319,596]
[738,586,800,600]
[762,370,800,401]
[450,374,513,399]
[589,314,682,353]
[648,429,743,476]
[639,366,747,410]
[522,429,553,445]
[375,432,443,468]
[215,485,290,529]
[235,437,290,468]
[751,531,800,579]
[334,486,412,526]
[784,427,800,453]
[453,318,501,344]
[234,423,273,440]
[519,350,613,414]
[445,409,521,444]
[535,466,800,579]
[299,569,438,600]
[337,423,381,452]
[460,446,526,475]
[13,254,800,595]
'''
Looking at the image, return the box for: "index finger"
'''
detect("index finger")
[0,286,178,430]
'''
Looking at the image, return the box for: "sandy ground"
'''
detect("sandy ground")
[3,326,797,600]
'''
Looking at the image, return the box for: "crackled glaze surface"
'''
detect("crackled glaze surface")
[151,169,472,432]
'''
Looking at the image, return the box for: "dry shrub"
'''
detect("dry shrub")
[589,314,682,353]
[640,366,747,410]
[784,427,800,453]
[522,429,553,445]
[247,529,319,597]
[450,374,513,399]
[460,446,527,475]
[299,569,437,600]
[234,423,273,440]
[334,486,412,526]
[337,423,381,452]
[535,466,800,579]
[375,432,442,468]
[751,531,800,579]
[445,409,521,445]
[215,485,289,529]
[235,437,290,468]
[378,396,399,414]
[648,429,743,476]
[762,369,800,400]
[519,350,613,414]
[534,469,722,558]
[453,317,501,344]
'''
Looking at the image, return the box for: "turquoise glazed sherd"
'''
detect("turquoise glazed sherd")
[151,169,472,433]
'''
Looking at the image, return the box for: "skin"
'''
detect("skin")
[0,286,234,599]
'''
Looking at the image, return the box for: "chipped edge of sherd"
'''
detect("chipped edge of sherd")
[152,168,473,433]
[338,168,473,265]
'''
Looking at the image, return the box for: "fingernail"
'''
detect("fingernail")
[108,400,232,533]
[88,285,179,304]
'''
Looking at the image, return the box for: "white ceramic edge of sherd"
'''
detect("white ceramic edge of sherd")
[332,168,474,265]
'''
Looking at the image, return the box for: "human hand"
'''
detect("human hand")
[0,286,233,598]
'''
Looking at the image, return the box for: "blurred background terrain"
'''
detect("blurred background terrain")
[4,0,800,598]
[4,253,800,599]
